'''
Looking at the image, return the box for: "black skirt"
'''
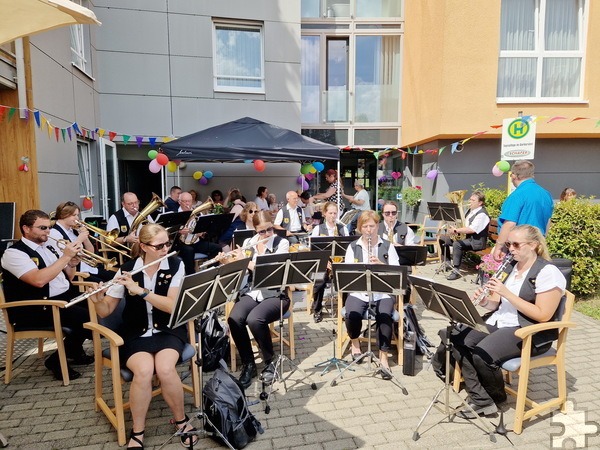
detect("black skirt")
[119,331,186,367]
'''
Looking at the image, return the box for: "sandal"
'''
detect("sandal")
[127,429,144,449]
[174,415,199,448]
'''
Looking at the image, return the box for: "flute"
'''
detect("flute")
[472,254,514,306]
[65,251,177,308]
[197,236,271,270]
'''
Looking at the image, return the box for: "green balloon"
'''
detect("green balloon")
[148,150,158,159]
[300,164,311,174]
[497,160,510,172]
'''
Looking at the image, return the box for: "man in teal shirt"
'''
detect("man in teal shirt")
[493,160,553,260]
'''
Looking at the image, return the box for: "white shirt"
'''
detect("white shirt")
[465,206,490,234]
[1,237,71,297]
[274,204,305,232]
[242,234,290,301]
[311,223,348,237]
[486,264,566,328]
[353,189,371,211]
[106,209,137,233]
[255,197,269,211]
[382,222,417,245]
[344,237,400,302]
[49,224,98,274]
[106,257,185,337]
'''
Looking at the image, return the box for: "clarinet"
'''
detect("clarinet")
[472,254,514,306]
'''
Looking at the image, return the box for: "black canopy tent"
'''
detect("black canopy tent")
[160,117,340,163]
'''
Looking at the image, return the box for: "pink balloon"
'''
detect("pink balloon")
[149,159,161,173]
[426,169,438,180]
[305,172,314,181]
[492,165,503,177]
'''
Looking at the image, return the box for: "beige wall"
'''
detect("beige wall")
[402,0,600,146]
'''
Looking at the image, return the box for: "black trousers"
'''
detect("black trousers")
[227,294,290,365]
[176,239,221,275]
[345,295,395,352]
[311,271,330,314]
[439,236,480,267]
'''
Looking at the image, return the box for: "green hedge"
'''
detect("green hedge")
[547,198,600,297]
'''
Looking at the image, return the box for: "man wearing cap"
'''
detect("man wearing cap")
[342,180,370,234]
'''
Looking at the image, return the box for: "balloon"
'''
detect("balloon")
[149,159,161,173]
[167,161,177,172]
[173,160,181,166]
[179,162,187,170]
[193,171,203,180]
[254,160,265,172]
[82,197,93,210]
[199,176,209,185]
[497,160,510,172]
[147,150,158,159]
[313,162,324,172]
[492,165,503,177]
[204,170,213,179]
[300,164,311,175]
[305,172,314,181]
[301,179,309,190]
[426,169,438,180]
[391,171,402,180]
[244,160,253,164]
[297,175,304,185]
[308,166,317,174]
[155,153,169,166]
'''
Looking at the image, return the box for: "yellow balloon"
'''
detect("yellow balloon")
[309,166,317,174]
[167,161,177,172]
[193,171,202,180]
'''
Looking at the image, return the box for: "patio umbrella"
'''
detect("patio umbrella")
[0,0,101,45]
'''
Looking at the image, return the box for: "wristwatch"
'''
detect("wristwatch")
[138,288,150,299]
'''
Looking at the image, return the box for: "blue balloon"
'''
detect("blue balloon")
[244,160,253,164]
[204,170,213,179]
[313,162,325,172]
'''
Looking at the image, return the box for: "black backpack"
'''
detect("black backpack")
[203,367,264,449]
[200,310,230,372]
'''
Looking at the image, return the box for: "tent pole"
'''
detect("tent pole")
[337,159,341,219]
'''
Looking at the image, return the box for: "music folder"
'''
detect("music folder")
[393,245,428,267]
[191,213,234,238]
[156,211,192,229]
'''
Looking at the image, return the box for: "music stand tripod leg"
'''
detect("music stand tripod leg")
[314,328,354,376]
[259,295,318,415]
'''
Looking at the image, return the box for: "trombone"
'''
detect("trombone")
[47,236,117,269]
[75,220,131,256]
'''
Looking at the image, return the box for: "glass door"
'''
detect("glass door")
[99,138,120,219]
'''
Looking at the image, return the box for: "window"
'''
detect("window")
[77,140,92,200]
[497,0,586,101]
[70,1,91,74]
[301,36,320,123]
[213,22,264,93]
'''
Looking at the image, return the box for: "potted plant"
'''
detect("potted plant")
[400,186,422,207]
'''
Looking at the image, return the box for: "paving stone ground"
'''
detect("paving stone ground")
[1,263,599,449]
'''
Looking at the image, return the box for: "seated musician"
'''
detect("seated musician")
[342,180,371,234]
[273,190,310,244]
[50,201,114,282]
[227,211,290,389]
[378,201,416,247]
[219,202,258,251]
[106,192,144,247]
[344,210,399,380]
[175,191,221,275]
[440,190,490,281]
[309,201,347,323]
[1,210,92,381]
[443,225,565,418]
[89,223,196,448]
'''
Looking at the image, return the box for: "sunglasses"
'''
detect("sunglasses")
[383,211,398,216]
[257,227,274,235]
[505,241,530,250]
[247,210,257,214]
[143,241,172,250]
[32,225,51,230]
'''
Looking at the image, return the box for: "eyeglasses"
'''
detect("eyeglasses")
[505,241,530,250]
[247,210,257,214]
[257,227,274,235]
[32,225,51,230]
[143,241,172,250]
[383,211,398,216]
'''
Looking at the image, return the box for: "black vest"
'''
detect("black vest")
[316,223,345,236]
[119,256,186,342]
[350,239,391,264]
[281,206,303,232]
[112,209,131,238]
[378,221,409,245]
[466,207,489,248]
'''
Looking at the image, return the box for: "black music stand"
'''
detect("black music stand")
[233,229,255,248]
[156,211,192,239]
[161,258,250,450]
[409,275,497,443]
[252,251,329,414]
[191,213,234,241]
[329,264,409,394]
[427,202,462,277]
[393,245,428,267]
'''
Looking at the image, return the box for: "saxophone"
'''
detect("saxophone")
[445,190,468,240]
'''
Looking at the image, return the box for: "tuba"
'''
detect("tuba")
[445,189,468,240]
[180,197,215,245]
[131,192,166,234]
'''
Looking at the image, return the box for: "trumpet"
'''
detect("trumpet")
[47,236,117,269]
[472,254,514,306]
[197,236,271,270]
[65,251,177,308]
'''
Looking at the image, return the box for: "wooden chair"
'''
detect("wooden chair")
[0,284,71,385]
[84,299,201,446]
[453,290,577,434]
[415,215,442,263]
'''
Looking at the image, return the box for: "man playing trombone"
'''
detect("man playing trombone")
[106,192,145,246]
[1,210,92,381]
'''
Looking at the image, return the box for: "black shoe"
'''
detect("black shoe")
[351,353,363,364]
[313,312,323,323]
[378,366,393,381]
[457,402,498,419]
[44,358,81,381]
[68,352,94,366]
[238,362,257,389]
[447,271,462,281]
[260,362,276,385]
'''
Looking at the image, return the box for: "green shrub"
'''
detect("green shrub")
[546,198,600,297]
[471,182,508,219]
[400,186,423,207]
